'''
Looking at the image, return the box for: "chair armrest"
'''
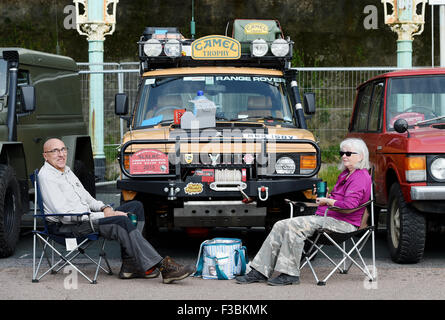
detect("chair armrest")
[284,199,318,207]
[33,212,91,218]
[327,200,372,214]
[327,206,360,214]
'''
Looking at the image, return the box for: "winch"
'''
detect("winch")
[209,169,247,192]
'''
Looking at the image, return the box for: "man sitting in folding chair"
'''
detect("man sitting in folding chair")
[235,138,374,286]
[33,138,194,284]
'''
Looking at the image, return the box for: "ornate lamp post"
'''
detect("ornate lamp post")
[382,0,428,67]
[74,0,119,181]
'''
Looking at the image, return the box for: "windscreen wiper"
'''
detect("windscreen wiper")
[237,115,293,123]
[415,115,445,126]
[215,115,230,121]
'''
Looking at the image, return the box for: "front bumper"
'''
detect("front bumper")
[117,177,319,199]
[410,186,445,214]
[411,186,445,200]
[174,200,267,227]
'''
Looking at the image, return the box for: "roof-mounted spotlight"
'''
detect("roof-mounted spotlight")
[143,39,163,57]
[271,38,290,57]
[164,39,182,57]
[251,39,268,57]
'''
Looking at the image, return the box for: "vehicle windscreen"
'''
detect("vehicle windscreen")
[0,59,7,97]
[387,75,445,129]
[134,75,294,128]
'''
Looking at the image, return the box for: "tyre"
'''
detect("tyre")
[0,165,22,258]
[387,183,426,263]
[74,160,96,198]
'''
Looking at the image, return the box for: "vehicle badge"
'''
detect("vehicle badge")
[184,154,194,164]
[184,182,204,195]
[243,153,254,165]
[209,153,220,166]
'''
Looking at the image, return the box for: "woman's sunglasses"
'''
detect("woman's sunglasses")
[339,151,358,157]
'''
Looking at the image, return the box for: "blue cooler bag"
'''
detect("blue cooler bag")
[193,238,248,280]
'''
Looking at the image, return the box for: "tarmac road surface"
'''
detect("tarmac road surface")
[2,186,445,310]
[1,226,445,301]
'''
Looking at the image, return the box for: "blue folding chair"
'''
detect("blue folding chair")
[31,169,113,284]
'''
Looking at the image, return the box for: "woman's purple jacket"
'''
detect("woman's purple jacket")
[315,168,371,227]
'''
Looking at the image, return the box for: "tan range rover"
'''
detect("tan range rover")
[114,20,321,235]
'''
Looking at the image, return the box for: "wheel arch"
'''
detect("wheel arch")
[0,142,28,214]
[0,142,27,182]
[385,167,399,203]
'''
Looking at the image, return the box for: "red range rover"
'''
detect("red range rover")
[347,68,445,263]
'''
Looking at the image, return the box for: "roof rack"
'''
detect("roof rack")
[137,21,294,74]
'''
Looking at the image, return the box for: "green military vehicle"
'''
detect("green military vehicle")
[0,48,95,257]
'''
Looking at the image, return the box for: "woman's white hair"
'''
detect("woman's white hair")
[338,138,370,171]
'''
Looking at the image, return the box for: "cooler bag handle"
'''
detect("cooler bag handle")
[214,257,229,280]
[234,246,248,276]
[193,240,207,277]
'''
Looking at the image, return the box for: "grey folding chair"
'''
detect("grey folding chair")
[285,178,376,286]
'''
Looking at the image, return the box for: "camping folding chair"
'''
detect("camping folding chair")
[31,169,113,284]
[285,181,376,286]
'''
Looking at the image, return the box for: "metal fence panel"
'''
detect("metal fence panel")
[77,64,397,179]
[295,67,397,148]
[78,63,139,180]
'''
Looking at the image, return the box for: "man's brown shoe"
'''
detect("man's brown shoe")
[159,256,195,284]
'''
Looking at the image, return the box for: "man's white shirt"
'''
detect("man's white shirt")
[38,161,106,224]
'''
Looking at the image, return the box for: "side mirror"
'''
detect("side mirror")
[303,92,316,115]
[19,85,36,112]
[115,93,128,116]
[394,118,408,133]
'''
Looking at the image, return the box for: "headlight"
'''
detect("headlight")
[251,39,268,57]
[271,38,290,57]
[275,157,295,174]
[143,39,162,57]
[164,39,181,57]
[431,158,445,181]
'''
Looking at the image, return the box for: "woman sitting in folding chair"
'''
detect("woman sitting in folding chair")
[235,138,371,286]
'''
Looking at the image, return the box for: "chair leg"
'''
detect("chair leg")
[371,230,377,280]
[43,239,96,284]
[100,239,114,276]
[33,235,57,282]
[339,233,375,281]
[32,232,39,283]
[320,232,374,284]
[32,234,113,285]
[92,239,113,283]
[340,242,347,274]
[302,254,320,284]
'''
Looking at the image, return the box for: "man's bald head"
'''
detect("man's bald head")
[43,138,64,152]
[42,138,67,172]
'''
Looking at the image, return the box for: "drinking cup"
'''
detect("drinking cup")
[316,181,327,198]
[128,213,138,226]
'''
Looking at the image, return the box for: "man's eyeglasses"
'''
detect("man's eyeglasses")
[44,147,68,155]
[339,151,358,157]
